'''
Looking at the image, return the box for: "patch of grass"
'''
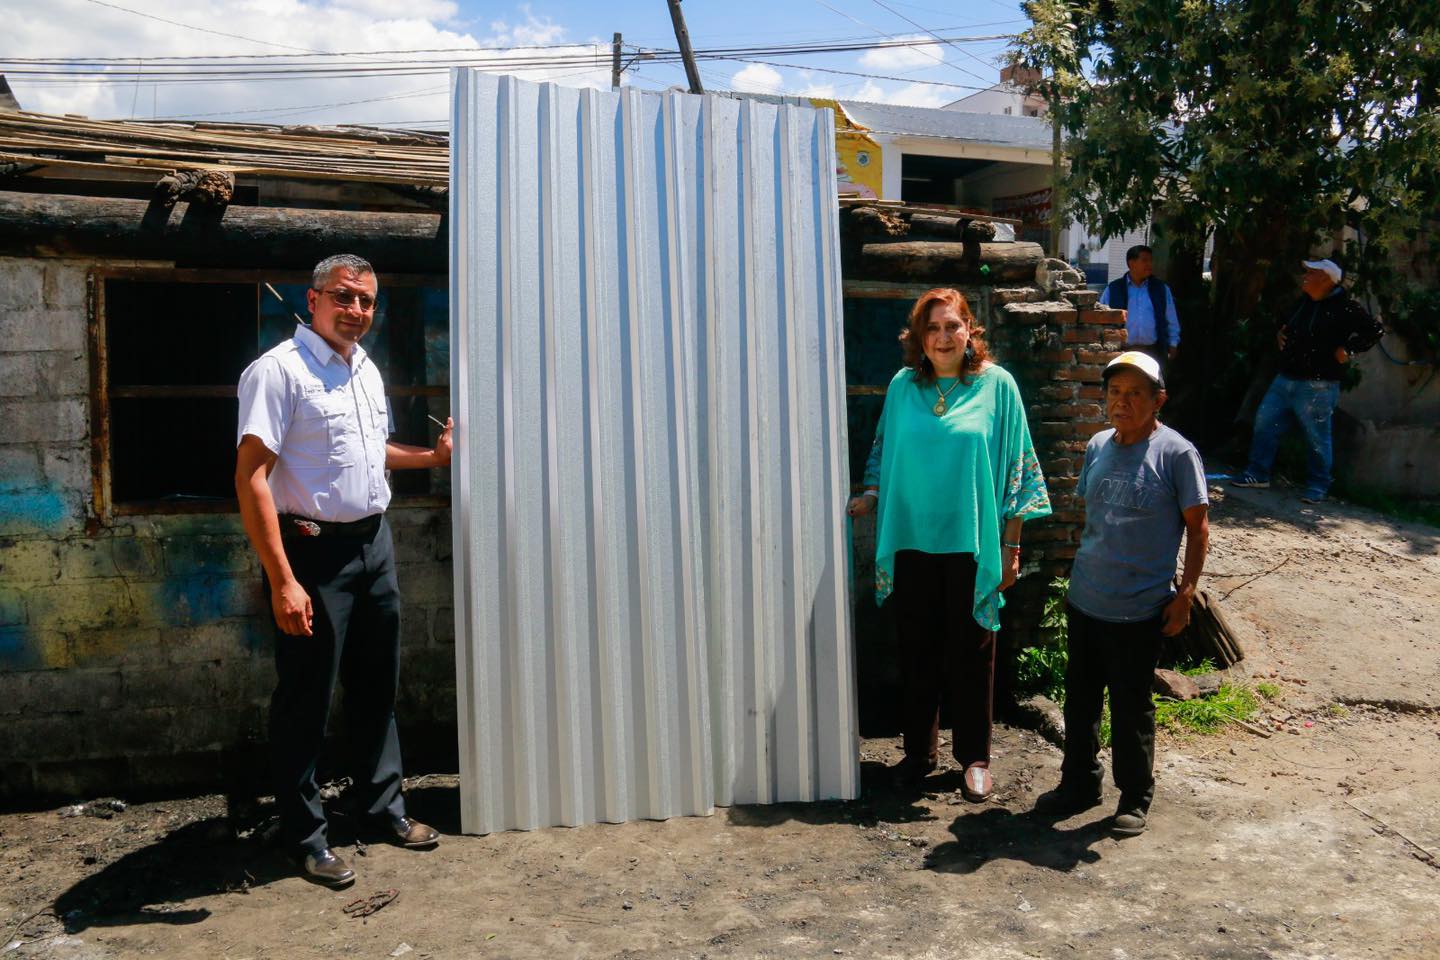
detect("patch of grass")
[1179,658,1217,677]
[1256,681,1280,700]
[1155,683,1259,735]
[1015,577,1070,704]
[1328,702,1350,717]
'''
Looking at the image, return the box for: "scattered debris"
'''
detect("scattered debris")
[390,943,414,957]
[343,889,400,920]
[57,798,126,819]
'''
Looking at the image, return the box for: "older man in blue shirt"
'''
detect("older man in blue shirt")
[1099,245,1180,365]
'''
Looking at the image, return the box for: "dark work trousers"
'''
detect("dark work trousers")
[892,550,996,768]
[267,516,407,856]
[1061,604,1164,811]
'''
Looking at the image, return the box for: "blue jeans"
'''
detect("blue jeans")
[1244,374,1341,496]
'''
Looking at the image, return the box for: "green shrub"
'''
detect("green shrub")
[1015,577,1070,703]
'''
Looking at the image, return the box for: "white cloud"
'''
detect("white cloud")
[847,79,949,109]
[858,36,945,71]
[5,0,611,128]
[729,63,785,94]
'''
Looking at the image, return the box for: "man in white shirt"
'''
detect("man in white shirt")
[235,254,452,887]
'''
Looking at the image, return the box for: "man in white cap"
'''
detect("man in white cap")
[1231,259,1383,503]
[1034,351,1209,837]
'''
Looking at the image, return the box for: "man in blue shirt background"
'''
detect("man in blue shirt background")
[1099,245,1180,366]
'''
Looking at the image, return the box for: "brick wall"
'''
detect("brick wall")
[0,256,457,804]
[984,290,1128,653]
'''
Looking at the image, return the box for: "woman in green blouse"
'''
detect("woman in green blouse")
[847,288,1051,801]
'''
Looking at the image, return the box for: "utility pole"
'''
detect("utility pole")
[611,33,623,90]
[1049,95,1062,259]
[665,0,704,95]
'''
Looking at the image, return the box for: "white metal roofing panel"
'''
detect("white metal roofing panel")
[450,70,858,834]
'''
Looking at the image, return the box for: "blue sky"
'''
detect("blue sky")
[5,0,1028,126]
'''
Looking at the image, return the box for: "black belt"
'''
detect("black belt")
[280,513,382,539]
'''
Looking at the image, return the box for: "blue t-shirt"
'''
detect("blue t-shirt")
[1068,423,1208,622]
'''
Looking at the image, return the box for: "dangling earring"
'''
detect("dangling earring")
[964,343,976,363]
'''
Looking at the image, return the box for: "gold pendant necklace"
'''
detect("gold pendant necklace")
[933,376,962,416]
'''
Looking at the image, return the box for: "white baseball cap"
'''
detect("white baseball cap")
[1103,350,1165,389]
[1301,259,1343,284]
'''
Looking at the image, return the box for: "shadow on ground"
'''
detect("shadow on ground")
[51,782,464,934]
[924,807,1112,874]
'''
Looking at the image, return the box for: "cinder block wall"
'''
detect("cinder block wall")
[0,257,457,804]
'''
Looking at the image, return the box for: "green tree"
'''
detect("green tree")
[1013,0,1440,441]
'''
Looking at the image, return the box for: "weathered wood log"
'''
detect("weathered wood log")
[858,240,1044,283]
[154,169,235,207]
[962,219,997,242]
[848,204,908,238]
[0,190,446,272]
[908,213,963,237]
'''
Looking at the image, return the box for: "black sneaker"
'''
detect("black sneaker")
[1112,805,1148,837]
[1033,786,1102,817]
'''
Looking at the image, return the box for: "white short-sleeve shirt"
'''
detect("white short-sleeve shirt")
[237,324,392,522]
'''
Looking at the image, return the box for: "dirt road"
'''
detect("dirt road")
[4,489,1438,959]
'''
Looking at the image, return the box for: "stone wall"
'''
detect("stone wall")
[0,256,456,804]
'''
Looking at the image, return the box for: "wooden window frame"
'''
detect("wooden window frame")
[87,265,452,521]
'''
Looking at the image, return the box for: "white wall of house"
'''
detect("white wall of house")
[945,83,1046,118]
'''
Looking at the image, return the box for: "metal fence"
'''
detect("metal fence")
[449,70,857,834]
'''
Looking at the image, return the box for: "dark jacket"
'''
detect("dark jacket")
[1277,288,1383,382]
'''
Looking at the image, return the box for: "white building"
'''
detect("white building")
[943,64,1048,119]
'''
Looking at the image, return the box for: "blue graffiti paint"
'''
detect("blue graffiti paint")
[0,625,39,670]
[0,491,70,535]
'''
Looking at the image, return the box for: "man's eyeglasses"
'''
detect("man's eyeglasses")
[317,288,377,312]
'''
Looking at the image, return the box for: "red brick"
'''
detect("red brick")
[1086,308,1127,326]
[1049,510,1086,524]
[1047,476,1078,490]
[1074,421,1110,436]
[1077,350,1122,365]
[1041,309,1078,325]
[1024,524,1072,543]
[1036,402,1103,419]
[1102,329,1128,345]
[1034,348,1076,364]
[1061,326,1103,343]
[1037,384,1076,402]
[1041,457,1073,474]
[1078,385,1105,400]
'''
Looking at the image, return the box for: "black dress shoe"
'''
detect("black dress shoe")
[302,848,356,887]
[390,816,440,849]
[890,756,938,791]
[1033,786,1103,817]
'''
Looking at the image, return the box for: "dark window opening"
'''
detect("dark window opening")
[899,154,997,206]
[99,273,450,514]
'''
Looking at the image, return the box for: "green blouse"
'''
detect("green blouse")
[862,364,1051,629]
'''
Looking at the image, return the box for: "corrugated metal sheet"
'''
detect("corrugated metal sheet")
[449,70,858,834]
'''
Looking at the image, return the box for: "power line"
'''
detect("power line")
[1,32,1015,77]
[867,0,1000,83]
[814,0,989,88]
[155,85,450,120]
[73,0,325,55]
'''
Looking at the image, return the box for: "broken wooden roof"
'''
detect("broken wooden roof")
[0,110,448,187]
